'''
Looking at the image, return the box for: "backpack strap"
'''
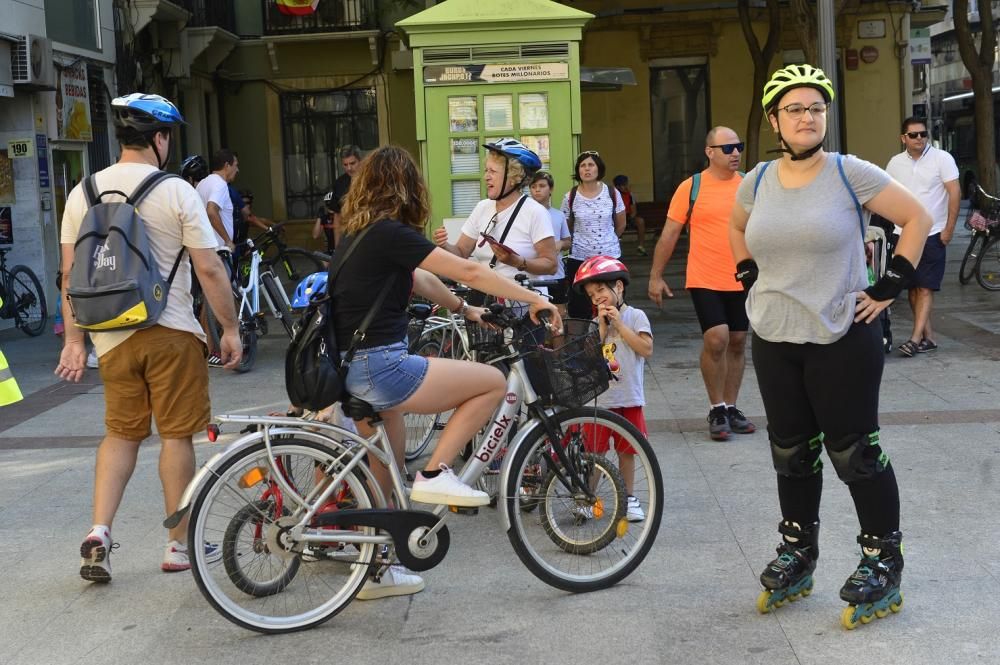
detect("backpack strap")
[753,161,773,198]
[83,175,101,208]
[129,171,180,207]
[835,153,865,241]
[567,186,578,231]
[685,172,702,224]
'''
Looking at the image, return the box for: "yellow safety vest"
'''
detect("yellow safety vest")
[0,296,24,406]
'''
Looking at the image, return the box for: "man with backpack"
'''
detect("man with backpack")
[54,93,241,583]
[647,126,755,442]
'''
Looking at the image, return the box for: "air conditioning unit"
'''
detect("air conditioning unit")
[11,34,55,89]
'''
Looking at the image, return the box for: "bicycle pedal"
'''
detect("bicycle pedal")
[449,505,479,516]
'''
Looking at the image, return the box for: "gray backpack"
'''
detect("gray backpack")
[67,171,185,331]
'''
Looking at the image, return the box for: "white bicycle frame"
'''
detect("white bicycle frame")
[237,238,291,321]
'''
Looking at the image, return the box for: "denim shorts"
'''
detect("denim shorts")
[341,340,429,411]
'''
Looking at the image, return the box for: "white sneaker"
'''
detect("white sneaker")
[410,464,490,507]
[161,539,223,572]
[80,526,115,583]
[86,350,99,369]
[355,565,425,600]
[626,495,645,522]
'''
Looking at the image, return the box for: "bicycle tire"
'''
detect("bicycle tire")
[188,438,377,634]
[8,265,47,336]
[539,452,626,554]
[974,233,1000,291]
[404,338,444,462]
[959,231,988,285]
[503,407,663,592]
[261,272,294,338]
[222,500,300,597]
[207,298,258,373]
[277,248,326,298]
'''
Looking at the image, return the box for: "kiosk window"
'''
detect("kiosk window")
[519,93,548,130]
[484,95,514,132]
[449,97,478,132]
[452,181,480,216]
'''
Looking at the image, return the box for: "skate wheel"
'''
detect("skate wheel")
[890,592,904,613]
[859,612,873,624]
[755,590,773,614]
[801,585,812,597]
[788,592,801,601]
[841,606,860,630]
[875,608,889,619]
[773,598,786,608]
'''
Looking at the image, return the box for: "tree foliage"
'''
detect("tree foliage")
[954,0,998,195]
[737,0,782,168]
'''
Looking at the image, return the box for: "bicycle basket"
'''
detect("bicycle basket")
[467,321,507,353]
[969,211,1000,233]
[522,318,609,408]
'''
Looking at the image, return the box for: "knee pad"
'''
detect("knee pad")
[769,432,824,478]
[825,431,890,483]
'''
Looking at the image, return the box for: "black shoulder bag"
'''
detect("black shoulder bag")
[285,225,396,411]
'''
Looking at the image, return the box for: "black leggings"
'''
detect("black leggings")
[753,321,900,537]
[564,257,594,319]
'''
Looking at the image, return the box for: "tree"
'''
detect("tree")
[954,0,998,196]
[788,0,853,66]
[737,0,782,169]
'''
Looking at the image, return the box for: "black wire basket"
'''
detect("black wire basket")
[522,318,609,408]
[466,321,508,354]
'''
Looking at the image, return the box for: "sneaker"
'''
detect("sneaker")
[86,350,99,369]
[727,406,756,434]
[626,495,645,522]
[161,539,223,572]
[410,464,490,507]
[708,406,731,441]
[355,565,425,600]
[207,354,224,368]
[636,245,647,256]
[80,527,115,583]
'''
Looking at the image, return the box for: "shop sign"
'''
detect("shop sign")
[860,46,879,64]
[910,28,931,65]
[8,138,34,159]
[425,63,568,85]
[36,133,49,188]
[56,62,93,141]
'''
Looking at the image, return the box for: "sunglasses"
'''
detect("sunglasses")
[905,131,929,139]
[477,213,500,248]
[710,142,745,155]
[578,150,600,158]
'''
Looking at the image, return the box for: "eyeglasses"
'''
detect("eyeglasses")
[478,213,500,247]
[776,102,830,118]
[905,131,929,139]
[709,142,745,155]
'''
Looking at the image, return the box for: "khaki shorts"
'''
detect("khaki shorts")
[99,326,211,440]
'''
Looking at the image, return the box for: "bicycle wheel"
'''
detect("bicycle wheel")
[188,438,377,634]
[959,231,988,285]
[207,299,258,373]
[8,266,46,336]
[504,407,663,592]
[404,337,444,462]
[975,234,1000,291]
[277,248,326,298]
[261,272,294,338]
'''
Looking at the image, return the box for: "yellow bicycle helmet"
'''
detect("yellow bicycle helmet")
[762,64,835,112]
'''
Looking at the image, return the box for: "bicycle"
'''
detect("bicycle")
[170,307,663,633]
[0,247,46,337]
[238,223,328,298]
[205,238,295,372]
[959,184,1000,286]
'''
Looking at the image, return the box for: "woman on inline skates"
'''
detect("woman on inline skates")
[729,64,931,629]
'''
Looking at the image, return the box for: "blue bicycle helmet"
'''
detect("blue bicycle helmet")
[292,272,328,308]
[111,93,186,132]
[482,138,542,200]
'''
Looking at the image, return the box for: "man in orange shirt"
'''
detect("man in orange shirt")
[647,126,755,441]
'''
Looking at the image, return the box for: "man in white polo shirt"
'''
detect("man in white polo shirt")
[886,117,960,357]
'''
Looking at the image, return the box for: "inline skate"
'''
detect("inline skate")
[756,521,819,613]
[839,531,904,629]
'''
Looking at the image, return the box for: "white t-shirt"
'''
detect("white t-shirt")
[196,172,234,248]
[561,183,626,260]
[60,162,219,356]
[886,146,959,236]
[547,207,571,280]
[460,196,555,282]
[596,305,652,408]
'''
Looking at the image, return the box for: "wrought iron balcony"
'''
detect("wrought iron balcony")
[262,0,377,36]
[177,0,237,33]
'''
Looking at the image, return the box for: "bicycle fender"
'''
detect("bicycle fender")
[161,428,364,529]
[496,407,562,532]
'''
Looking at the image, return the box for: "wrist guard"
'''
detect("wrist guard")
[734,259,759,291]
[864,254,915,301]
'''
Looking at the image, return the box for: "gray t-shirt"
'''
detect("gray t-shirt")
[736,153,891,344]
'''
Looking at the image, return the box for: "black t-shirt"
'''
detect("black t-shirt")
[331,219,436,349]
[329,173,352,214]
[316,207,335,253]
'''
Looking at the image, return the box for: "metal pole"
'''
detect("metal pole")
[817,0,842,152]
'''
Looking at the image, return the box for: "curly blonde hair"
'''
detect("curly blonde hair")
[341,146,430,235]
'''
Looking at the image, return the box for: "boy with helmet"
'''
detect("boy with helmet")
[573,256,653,522]
[55,93,241,583]
[731,64,931,628]
[433,139,558,305]
[180,155,208,186]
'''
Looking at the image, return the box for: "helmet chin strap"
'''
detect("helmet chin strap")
[768,131,824,162]
[491,157,526,201]
[149,132,169,169]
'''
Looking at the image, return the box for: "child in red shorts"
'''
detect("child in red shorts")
[572,255,654,521]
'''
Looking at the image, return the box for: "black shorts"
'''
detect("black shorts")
[689,288,749,333]
[911,232,946,291]
[548,278,569,305]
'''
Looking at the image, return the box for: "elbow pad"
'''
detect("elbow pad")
[734,259,759,292]
[864,254,915,301]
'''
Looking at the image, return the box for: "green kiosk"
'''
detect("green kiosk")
[397,0,593,235]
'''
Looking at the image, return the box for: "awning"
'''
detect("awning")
[580,66,636,91]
